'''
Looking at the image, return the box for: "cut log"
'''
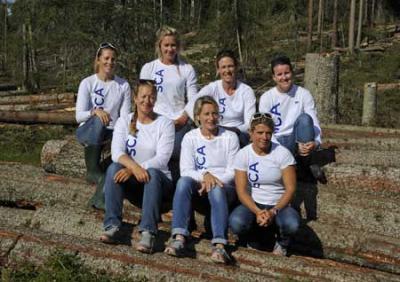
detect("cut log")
[304,53,339,124]
[0,111,76,124]
[377,82,400,92]
[41,135,110,178]
[0,92,75,105]
[0,102,74,111]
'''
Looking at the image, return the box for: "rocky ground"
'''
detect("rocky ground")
[0,124,399,281]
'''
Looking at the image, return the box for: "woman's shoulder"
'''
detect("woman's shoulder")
[113,75,129,86]
[80,74,96,85]
[154,114,174,127]
[271,142,293,157]
[236,81,255,96]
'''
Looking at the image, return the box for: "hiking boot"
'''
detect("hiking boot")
[309,164,327,184]
[272,242,287,256]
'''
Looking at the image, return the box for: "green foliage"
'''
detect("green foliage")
[0,125,74,165]
[2,250,146,282]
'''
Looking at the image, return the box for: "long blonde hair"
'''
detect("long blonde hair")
[130,80,157,136]
[155,26,180,60]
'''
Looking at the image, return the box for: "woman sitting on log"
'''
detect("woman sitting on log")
[164,96,239,264]
[75,42,131,210]
[258,55,326,184]
[140,25,198,182]
[229,113,300,256]
[185,49,256,147]
[100,80,175,254]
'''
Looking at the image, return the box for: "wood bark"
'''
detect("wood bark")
[356,0,364,49]
[0,92,75,105]
[362,82,377,126]
[0,111,76,124]
[2,1,7,70]
[0,102,73,112]
[307,0,314,52]
[304,53,339,124]
[348,0,356,53]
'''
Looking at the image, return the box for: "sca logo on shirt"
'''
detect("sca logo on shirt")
[154,69,164,93]
[218,98,226,120]
[270,103,282,133]
[195,145,206,170]
[248,162,260,188]
[126,135,138,157]
[93,87,105,109]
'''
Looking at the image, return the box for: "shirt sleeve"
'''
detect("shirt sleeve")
[279,147,296,169]
[180,134,203,182]
[258,91,271,114]
[233,148,248,172]
[237,87,256,133]
[111,116,129,163]
[75,79,92,123]
[119,82,132,118]
[218,133,240,184]
[139,62,153,79]
[303,90,322,145]
[184,83,211,121]
[185,64,198,102]
[141,119,175,170]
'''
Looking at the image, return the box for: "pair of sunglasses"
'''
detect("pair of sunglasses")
[96,42,116,57]
[250,112,273,123]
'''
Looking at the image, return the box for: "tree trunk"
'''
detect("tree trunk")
[307,0,314,52]
[159,0,163,26]
[331,0,338,48]
[348,0,356,53]
[28,23,39,91]
[2,1,7,70]
[22,23,28,91]
[0,111,76,124]
[317,0,324,52]
[370,0,375,27]
[190,0,195,25]
[0,92,75,105]
[356,0,364,49]
[304,53,339,124]
[362,82,377,126]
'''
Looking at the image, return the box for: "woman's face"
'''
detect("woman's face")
[134,85,156,115]
[272,64,293,93]
[97,49,116,76]
[217,56,237,84]
[250,123,273,151]
[197,103,219,132]
[160,35,178,64]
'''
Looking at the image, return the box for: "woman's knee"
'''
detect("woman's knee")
[297,113,313,126]
[208,187,226,204]
[229,213,251,235]
[277,209,301,235]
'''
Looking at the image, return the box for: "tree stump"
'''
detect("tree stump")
[362,82,377,126]
[41,135,111,178]
[304,53,339,124]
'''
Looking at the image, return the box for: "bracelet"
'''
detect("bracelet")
[270,208,279,216]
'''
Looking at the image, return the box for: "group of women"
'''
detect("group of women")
[75,26,322,263]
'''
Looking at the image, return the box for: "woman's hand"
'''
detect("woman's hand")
[298,141,316,156]
[114,168,132,183]
[93,108,111,126]
[174,114,189,131]
[256,209,274,227]
[198,172,223,195]
[130,164,150,183]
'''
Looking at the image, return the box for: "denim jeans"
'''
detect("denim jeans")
[229,203,300,247]
[103,163,174,234]
[171,176,237,245]
[76,116,113,146]
[277,113,316,155]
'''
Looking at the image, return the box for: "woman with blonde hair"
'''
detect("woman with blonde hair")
[76,42,131,210]
[100,80,175,254]
[165,96,239,264]
[140,26,198,180]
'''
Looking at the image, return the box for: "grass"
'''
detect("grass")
[0,124,75,166]
[1,250,147,282]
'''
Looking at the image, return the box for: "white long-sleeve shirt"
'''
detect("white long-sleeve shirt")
[259,85,322,145]
[140,59,198,120]
[180,127,239,184]
[75,74,131,129]
[111,113,175,179]
[233,142,295,205]
[185,80,256,133]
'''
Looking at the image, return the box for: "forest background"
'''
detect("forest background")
[0,0,400,127]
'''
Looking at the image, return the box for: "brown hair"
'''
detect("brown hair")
[193,96,219,127]
[130,80,157,136]
[249,113,275,132]
[215,49,238,69]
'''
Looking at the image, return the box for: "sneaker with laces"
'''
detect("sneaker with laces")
[272,242,287,256]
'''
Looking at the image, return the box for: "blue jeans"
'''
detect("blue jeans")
[277,113,316,155]
[229,204,300,247]
[76,116,112,146]
[171,176,237,245]
[103,163,174,234]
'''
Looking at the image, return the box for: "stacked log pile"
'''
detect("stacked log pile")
[0,92,76,124]
[1,125,400,280]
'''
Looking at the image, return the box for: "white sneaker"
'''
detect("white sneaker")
[272,242,287,256]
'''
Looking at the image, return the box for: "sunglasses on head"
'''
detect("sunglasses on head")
[96,42,116,57]
[250,112,273,123]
